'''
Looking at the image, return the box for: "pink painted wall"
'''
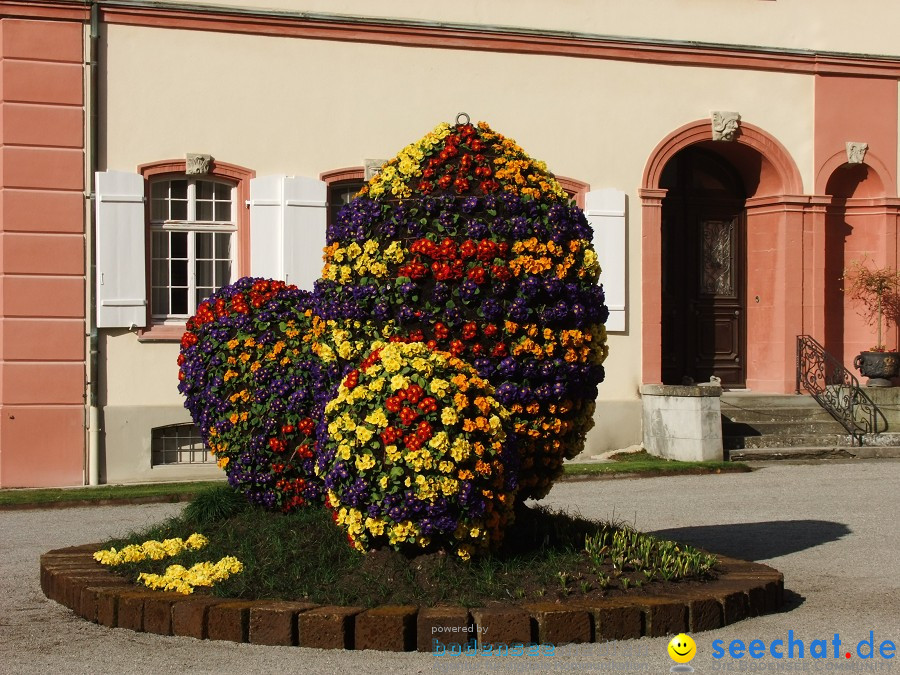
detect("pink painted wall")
[815,75,900,369]
[0,18,86,487]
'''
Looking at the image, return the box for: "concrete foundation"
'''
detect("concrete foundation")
[641,384,723,462]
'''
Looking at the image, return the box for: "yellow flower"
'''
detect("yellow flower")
[429,431,450,454]
[440,407,458,426]
[390,374,409,391]
[450,438,471,462]
[355,425,374,443]
[355,453,376,471]
[429,378,449,398]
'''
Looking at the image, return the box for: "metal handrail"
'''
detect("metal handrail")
[795,335,888,446]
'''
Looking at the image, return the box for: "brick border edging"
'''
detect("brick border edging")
[41,544,784,651]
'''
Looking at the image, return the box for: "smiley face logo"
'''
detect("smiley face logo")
[668,633,697,663]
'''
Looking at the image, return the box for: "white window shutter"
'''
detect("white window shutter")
[249,175,327,290]
[249,175,283,280]
[95,170,147,328]
[584,189,626,332]
[283,176,327,290]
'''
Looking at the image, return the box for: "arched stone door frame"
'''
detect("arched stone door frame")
[640,120,805,392]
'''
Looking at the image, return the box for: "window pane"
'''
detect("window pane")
[215,232,231,259]
[196,260,213,287]
[214,201,231,222]
[170,199,188,220]
[196,232,214,259]
[151,181,168,200]
[152,287,169,316]
[197,287,214,304]
[196,200,213,222]
[151,199,167,221]
[215,260,231,285]
[151,231,168,258]
[171,259,188,286]
[171,287,188,315]
[196,180,215,200]
[170,232,188,259]
[152,260,168,286]
[170,180,187,199]
[214,182,232,199]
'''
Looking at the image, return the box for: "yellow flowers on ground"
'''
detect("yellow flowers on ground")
[138,556,244,595]
[96,533,243,595]
[93,533,208,566]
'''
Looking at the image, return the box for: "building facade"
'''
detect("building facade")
[3,0,900,486]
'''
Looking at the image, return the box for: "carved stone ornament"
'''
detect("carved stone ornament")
[846,142,868,165]
[364,159,388,180]
[186,153,212,175]
[711,111,741,142]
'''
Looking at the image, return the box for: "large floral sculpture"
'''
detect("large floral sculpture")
[179,117,609,557]
[318,119,609,499]
[318,341,517,559]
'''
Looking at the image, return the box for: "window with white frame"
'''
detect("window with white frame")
[149,177,236,320]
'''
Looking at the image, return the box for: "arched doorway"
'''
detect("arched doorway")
[641,120,804,392]
[660,147,747,386]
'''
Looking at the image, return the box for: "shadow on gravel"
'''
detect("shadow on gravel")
[650,520,851,561]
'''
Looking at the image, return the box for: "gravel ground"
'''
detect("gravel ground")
[1,460,899,674]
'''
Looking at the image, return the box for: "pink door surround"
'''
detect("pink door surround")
[641,120,808,394]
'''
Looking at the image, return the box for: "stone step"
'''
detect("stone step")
[720,406,837,423]
[724,431,900,449]
[720,393,820,408]
[729,446,900,461]
[722,419,850,436]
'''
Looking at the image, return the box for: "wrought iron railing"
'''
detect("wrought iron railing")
[796,335,887,445]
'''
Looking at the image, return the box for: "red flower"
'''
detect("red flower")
[462,322,478,340]
[450,340,465,356]
[467,266,486,284]
[406,384,423,404]
[400,406,419,426]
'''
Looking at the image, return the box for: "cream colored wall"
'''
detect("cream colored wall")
[163,0,900,57]
[101,23,814,451]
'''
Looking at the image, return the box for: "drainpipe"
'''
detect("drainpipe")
[86,2,101,486]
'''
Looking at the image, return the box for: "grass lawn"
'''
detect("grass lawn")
[0,452,746,508]
[564,450,749,477]
[0,480,224,508]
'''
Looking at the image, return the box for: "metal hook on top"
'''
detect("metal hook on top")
[455,112,470,126]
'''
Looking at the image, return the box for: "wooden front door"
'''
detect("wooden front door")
[661,147,747,387]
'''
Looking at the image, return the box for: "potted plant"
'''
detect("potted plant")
[844,257,900,386]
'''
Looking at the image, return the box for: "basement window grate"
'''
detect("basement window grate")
[151,423,210,465]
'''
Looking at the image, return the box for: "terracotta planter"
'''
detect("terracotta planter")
[853,351,900,386]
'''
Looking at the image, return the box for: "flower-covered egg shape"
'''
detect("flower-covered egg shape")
[178,278,328,511]
[316,119,609,499]
[317,341,517,559]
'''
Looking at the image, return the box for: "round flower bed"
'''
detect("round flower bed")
[317,341,517,560]
[177,278,327,511]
